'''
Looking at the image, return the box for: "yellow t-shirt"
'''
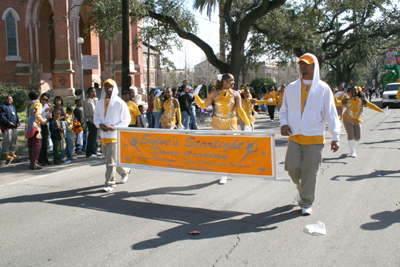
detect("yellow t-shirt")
[263,91,278,105]
[101,98,117,146]
[288,80,325,145]
[126,100,141,125]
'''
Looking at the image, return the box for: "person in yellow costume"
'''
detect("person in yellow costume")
[94,79,131,192]
[333,85,347,119]
[341,86,388,158]
[276,84,286,112]
[193,73,252,184]
[193,73,251,131]
[155,87,184,129]
[239,87,269,131]
[263,85,278,121]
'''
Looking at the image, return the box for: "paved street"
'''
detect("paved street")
[1,101,400,266]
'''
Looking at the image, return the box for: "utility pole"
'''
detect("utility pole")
[122,0,130,93]
[147,37,150,94]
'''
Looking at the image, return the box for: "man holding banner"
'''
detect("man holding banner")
[279,53,340,216]
[94,79,131,192]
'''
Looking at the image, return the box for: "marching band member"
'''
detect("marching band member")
[239,87,269,131]
[193,73,252,184]
[276,84,286,112]
[334,85,347,119]
[263,85,278,121]
[155,87,184,129]
[341,86,388,158]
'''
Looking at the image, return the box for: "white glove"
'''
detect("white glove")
[193,85,202,96]
[382,106,389,115]
[244,125,252,131]
[177,125,185,130]
[156,91,162,98]
[267,98,273,103]
[334,92,342,98]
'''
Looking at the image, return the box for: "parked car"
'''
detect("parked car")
[381,82,400,108]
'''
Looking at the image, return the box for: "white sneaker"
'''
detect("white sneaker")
[103,186,115,192]
[71,157,78,160]
[219,176,228,184]
[121,175,128,183]
[63,160,72,164]
[270,119,274,122]
[301,206,312,216]
[96,152,103,156]
[89,154,97,158]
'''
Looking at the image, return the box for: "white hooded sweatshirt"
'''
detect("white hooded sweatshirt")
[94,80,131,139]
[278,53,340,141]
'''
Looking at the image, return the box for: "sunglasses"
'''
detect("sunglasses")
[41,98,49,101]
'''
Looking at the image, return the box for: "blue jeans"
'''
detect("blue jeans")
[153,112,162,128]
[62,130,73,160]
[190,106,198,129]
[181,111,190,129]
[75,130,86,152]
[146,111,154,128]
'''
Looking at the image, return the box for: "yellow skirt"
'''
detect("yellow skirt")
[160,115,176,128]
[237,115,255,125]
[212,116,238,131]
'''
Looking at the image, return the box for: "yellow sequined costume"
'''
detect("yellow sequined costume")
[212,89,238,130]
[343,97,382,125]
[159,98,177,128]
[239,98,269,125]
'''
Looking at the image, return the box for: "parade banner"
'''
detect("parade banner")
[115,127,278,179]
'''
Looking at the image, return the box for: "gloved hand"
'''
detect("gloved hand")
[193,85,202,96]
[382,106,389,115]
[244,125,252,131]
[156,91,162,98]
[267,98,273,103]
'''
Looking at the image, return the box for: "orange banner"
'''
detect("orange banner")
[119,130,275,177]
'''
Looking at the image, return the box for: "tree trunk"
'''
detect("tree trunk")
[219,3,225,62]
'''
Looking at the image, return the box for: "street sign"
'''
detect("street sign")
[82,55,99,70]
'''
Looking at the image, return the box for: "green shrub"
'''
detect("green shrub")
[0,84,30,112]
[250,78,276,96]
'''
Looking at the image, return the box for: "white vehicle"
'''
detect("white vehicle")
[382,82,400,108]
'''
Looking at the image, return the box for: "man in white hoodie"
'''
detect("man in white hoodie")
[278,53,340,215]
[94,79,131,192]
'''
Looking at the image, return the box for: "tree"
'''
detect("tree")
[252,0,400,85]
[89,0,286,90]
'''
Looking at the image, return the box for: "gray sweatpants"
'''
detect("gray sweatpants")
[102,142,129,187]
[284,140,324,208]
[2,128,18,155]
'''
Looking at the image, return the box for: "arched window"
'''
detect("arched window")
[2,8,21,61]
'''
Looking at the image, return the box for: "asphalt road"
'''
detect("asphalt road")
[1,101,399,266]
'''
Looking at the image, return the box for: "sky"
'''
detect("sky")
[166,0,220,69]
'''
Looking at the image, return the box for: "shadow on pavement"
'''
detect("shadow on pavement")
[360,209,400,230]
[0,183,300,250]
[330,169,400,181]
[322,153,348,164]
[361,139,400,145]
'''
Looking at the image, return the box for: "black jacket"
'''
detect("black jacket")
[73,106,84,125]
[178,93,195,115]
[49,118,63,140]
[0,102,19,128]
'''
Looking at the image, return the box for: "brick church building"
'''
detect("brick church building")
[0,0,145,102]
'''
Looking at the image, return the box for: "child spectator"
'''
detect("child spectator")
[49,109,64,164]
[64,106,76,163]
[138,105,148,128]
[73,99,85,154]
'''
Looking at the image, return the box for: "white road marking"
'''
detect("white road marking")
[0,166,88,188]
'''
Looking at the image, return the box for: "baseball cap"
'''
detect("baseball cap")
[297,55,315,65]
[103,79,114,87]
